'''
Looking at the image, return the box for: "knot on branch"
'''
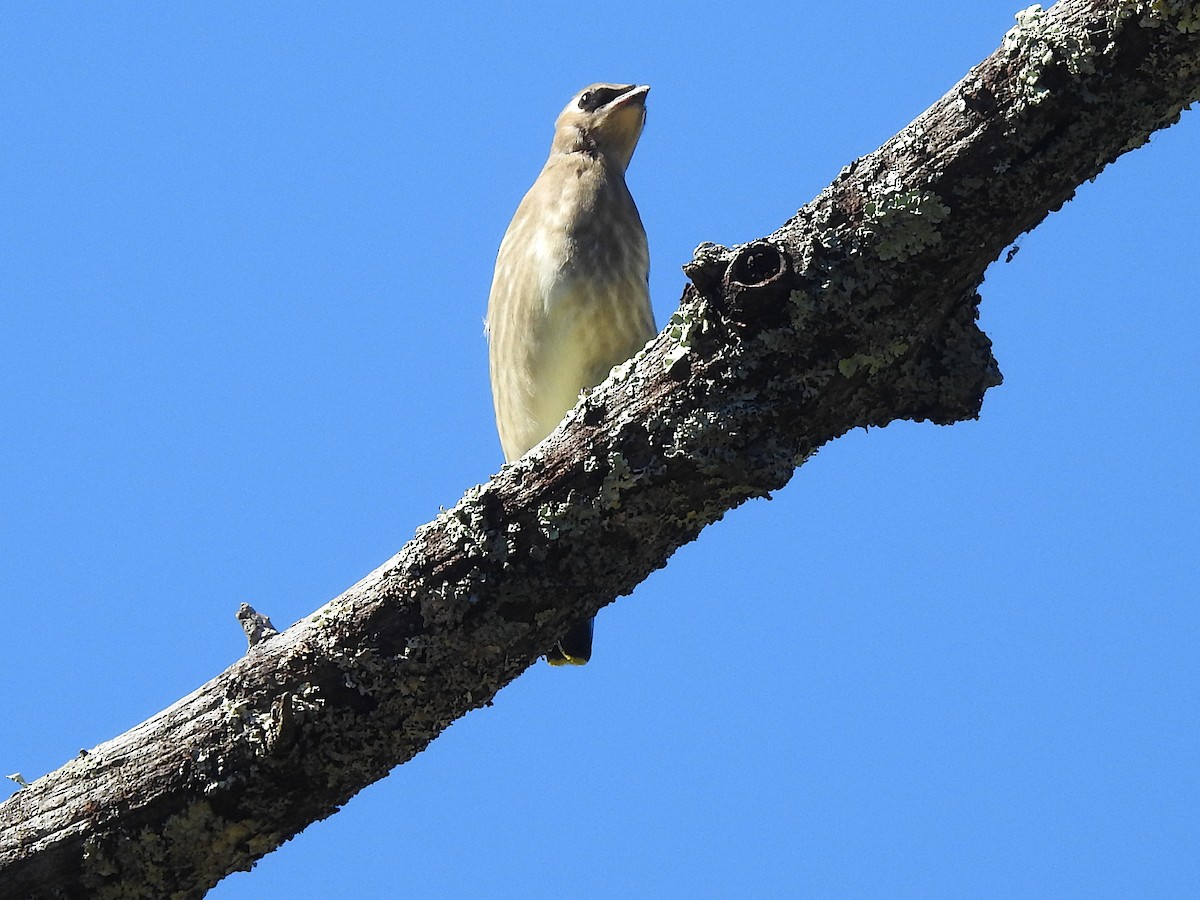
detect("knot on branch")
[723,240,793,326]
[726,240,788,291]
[683,240,795,333]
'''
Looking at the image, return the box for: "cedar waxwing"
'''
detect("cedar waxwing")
[486,83,655,665]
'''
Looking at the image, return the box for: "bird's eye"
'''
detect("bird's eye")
[577,87,622,113]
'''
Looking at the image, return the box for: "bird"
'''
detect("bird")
[485,83,656,666]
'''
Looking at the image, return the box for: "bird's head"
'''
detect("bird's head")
[551,83,650,170]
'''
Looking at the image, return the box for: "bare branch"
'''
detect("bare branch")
[2,2,1197,896]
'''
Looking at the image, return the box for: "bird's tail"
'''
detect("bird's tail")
[546,617,594,666]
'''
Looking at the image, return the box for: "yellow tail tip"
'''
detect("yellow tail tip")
[545,649,589,666]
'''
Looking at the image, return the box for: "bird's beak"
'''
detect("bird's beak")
[612,84,650,109]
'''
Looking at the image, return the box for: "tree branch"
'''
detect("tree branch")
[3,2,1197,896]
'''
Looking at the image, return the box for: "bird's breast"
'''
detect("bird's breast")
[487,156,653,460]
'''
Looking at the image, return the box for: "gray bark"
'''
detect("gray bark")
[2,1,1198,896]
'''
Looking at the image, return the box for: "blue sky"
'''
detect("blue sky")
[3,3,1197,897]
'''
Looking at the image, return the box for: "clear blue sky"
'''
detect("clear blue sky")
[3,4,1197,898]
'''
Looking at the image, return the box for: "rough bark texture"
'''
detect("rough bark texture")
[2,2,1198,897]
